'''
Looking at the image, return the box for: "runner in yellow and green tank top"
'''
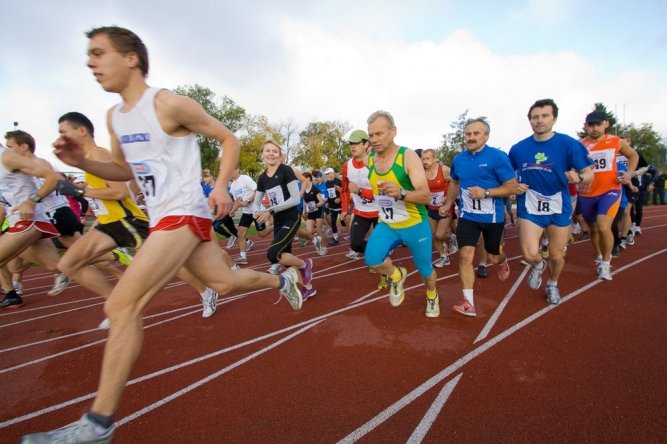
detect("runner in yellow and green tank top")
[368,146,428,229]
[363,110,440,318]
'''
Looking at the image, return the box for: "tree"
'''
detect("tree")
[173,83,246,173]
[618,122,666,168]
[291,120,351,172]
[439,110,478,166]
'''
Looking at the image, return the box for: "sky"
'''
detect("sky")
[1,0,666,171]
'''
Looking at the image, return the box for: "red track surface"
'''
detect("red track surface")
[2,206,666,443]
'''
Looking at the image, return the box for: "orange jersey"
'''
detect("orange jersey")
[579,135,621,197]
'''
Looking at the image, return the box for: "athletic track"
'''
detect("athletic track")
[1,206,666,443]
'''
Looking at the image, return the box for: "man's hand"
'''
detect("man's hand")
[468,186,486,199]
[53,135,86,167]
[209,185,233,220]
[516,183,529,195]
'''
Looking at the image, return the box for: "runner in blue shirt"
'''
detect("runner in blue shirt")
[509,99,593,305]
[440,118,517,317]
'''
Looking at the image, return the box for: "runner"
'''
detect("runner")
[229,165,264,265]
[439,118,516,317]
[300,171,328,256]
[509,98,594,305]
[421,148,453,268]
[364,111,439,317]
[578,110,638,278]
[21,26,303,443]
[323,167,343,245]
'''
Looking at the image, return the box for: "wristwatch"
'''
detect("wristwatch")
[484,189,491,198]
[399,189,407,200]
[29,192,42,203]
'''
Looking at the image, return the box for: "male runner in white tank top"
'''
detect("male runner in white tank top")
[23,26,303,444]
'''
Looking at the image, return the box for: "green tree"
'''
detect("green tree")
[439,110,476,166]
[239,114,282,178]
[577,102,620,138]
[292,120,351,172]
[173,83,246,173]
[619,122,666,168]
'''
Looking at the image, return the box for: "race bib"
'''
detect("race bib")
[305,201,318,213]
[430,191,445,206]
[525,189,562,215]
[326,187,337,199]
[376,195,409,223]
[461,189,493,215]
[591,149,615,173]
[131,159,165,205]
[89,198,109,217]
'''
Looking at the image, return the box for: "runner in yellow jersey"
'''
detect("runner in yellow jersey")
[55,112,219,323]
[364,110,440,317]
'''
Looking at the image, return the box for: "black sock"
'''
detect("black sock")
[87,412,114,429]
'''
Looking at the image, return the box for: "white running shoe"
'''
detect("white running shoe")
[98,318,110,330]
[246,239,254,252]
[201,288,219,318]
[448,235,458,255]
[226,235,237,249]
[47,273,70,296]
[597,263,613,281]
[434,255,450,268]
[279,268,303,311]
[20,414,115,444]
[313,235,322,251]
[267,263,281,274]
[230,263,241,271]
[345,250,360,259]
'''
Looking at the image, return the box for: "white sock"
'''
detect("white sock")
[462,289,474,305]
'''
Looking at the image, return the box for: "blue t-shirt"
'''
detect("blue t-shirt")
[450,145,516,223]
[508,132,592,218]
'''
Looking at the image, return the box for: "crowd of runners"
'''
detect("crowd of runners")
[0,25,661,444]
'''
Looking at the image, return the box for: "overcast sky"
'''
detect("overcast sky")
[2,0,666,171]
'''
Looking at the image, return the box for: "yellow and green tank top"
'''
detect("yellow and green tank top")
[368,146,427,229]
[85,147,148,225]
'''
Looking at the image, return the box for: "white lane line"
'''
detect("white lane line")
[475,265,531,344]
[337,248,667,443]
[0,319,324,428]
[115,320,324,428]
[406,373,463,444]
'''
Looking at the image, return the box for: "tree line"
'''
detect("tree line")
[176,84,666,178]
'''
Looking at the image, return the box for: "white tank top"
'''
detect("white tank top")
[34,178,69,214]
[0,147,50,226]
[111,87,211,226]
[345,157,378,216]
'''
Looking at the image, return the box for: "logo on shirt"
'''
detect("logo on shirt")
[120,133,151,144]
[131,162,151,175]
[534,152,548,164]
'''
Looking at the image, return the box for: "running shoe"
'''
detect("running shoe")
[452,299,476,317]
[377,274,388,290]
[343,234,351,241]
[301,285,317,301]
[226,235,237,249]
[246,239,254,252]
[21,414,115,444]
[317,246,328,256]
[201,288,219,318]
[476,264,488,278]
[0,293,22,310]
[625,233,635,246]
[597,263,613,281]
[279,268,303,311]
[425,293,440,318]
[497,259,510,281]
[345,250,360,260]
[313,235,322,251]
[112,247,133,266]
[527,259,546,290]
[545,284,561,305]
[634,225,642,235]
[98,318,110,330]
[267,263,281,274]
[434,255,450,268]
[47,273,70,296]
[300,258,313,287]
[388,267,407,307]
[230,263,241,271]
[234,256,248,265]
[13,281,23,296]
[619,238,627,250]
[448,235,458,255]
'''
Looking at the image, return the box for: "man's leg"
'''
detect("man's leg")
[543,225,570,282]
[90,226,202,416]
